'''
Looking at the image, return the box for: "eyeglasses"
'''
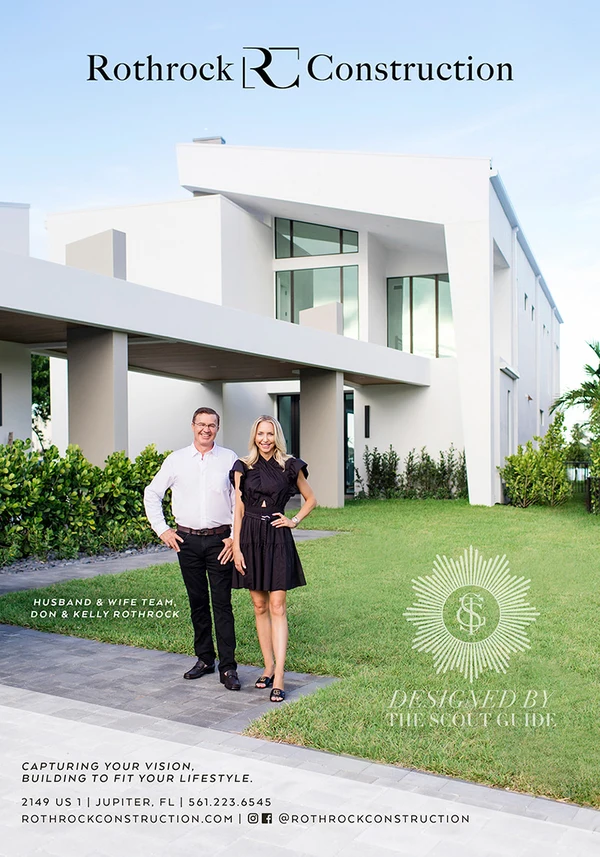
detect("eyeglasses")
[193,422,218,431]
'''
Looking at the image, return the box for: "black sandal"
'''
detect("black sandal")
[255,675,274,689]
[270,688,286,703]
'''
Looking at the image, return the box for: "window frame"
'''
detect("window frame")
[274,217,359,259]
[386,273,453,359]
[276,264,359,337]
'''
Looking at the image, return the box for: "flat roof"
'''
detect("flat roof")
[490,173,562,324]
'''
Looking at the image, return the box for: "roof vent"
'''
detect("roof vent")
[192,136,226,145]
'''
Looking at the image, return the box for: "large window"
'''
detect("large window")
[387,274,455,358]
[275,218,358,259]
[277,394,300,458]
[277,265,359,338]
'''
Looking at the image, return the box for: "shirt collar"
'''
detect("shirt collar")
[190,442,219,458]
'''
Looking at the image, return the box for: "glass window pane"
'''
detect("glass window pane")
[277,395,292,450]
[342,230,359,253]
[412,276,436,358]
[437,274,456,357]
[292,221,340,256]
[275,219,291,259]
[279,266,358,339]
[276,271,292,322]
[313,267,341,308]
[387,277,409,351]
[342,266,359,338]
[292,269,315,323]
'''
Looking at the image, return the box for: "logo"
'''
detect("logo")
[404,547,539,682]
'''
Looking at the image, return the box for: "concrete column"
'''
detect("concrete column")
[67,327,128,465]
[49,356,68,455]
[0,340,32,445]
[445,220,496,506]
[300,369,345,508]
[66,229,126,279]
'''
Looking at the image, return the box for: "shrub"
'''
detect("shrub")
[0,441,170,565]
[499,441,540,508]
[356,446,401,498]
[499,413,571,508]
[356,444,468,500]
[589,405,600,515]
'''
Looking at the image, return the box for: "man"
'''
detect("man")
[144,407,240,690]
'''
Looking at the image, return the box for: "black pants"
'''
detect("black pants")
[176,531,236,675]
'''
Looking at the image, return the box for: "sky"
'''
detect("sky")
[1,0,598,428]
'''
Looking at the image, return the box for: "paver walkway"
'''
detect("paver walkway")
[1,537,599,855]
[0,625,335,732]
[0,529,340,594]
[1,684,599,857]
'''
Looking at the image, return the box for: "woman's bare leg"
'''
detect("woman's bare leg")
[250,590,274,679]
[269,590,288,690]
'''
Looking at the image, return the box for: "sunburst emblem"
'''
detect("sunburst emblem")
[403,547,539,683]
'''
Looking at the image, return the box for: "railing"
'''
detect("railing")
[566,460,590,494]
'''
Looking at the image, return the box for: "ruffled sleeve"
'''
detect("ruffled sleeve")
[229,459,247,489]
[286,457,308,491]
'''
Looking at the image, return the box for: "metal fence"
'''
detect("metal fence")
[566,461,590,494]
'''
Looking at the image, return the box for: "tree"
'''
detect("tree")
[31,354,51,447]
[551,340,600,416]
[589,404,600,514]
[565,423,591,462]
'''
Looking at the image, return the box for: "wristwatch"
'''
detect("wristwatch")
[291,516,300,526]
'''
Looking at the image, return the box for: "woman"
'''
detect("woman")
[230,415,316,702]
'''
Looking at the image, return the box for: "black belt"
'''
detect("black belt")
[244,507,284,520]
[177,525,231,536]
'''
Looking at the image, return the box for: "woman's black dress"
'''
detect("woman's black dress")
[230,455,308,591]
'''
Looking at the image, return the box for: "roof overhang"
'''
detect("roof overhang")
[490,173,563,324]
[0,251,430,388]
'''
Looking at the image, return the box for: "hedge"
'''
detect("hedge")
[0,441,171,566]
[355,444,468,500]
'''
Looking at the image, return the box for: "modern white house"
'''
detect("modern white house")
[0,139,561,506]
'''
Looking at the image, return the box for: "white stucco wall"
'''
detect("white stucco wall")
[0,203,30,256]
[220,200,273,317]
[385,246,448,279]
[178,144,492,226]
[47,197,224,302]
[49,359,224,458]
[0,340,32,445]
[366,233,388,347]
[128,372,223,458]
[353,359,463,487]
[47,195,276,316]
[221,382,276,457]
[516,243,541,445]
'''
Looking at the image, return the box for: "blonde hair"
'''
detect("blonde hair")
[243,415,291,469]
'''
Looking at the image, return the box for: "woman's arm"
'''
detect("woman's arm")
[233,470,246,573]
[271,471,317,528]
[293,471,317,523]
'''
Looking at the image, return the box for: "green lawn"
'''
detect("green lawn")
[1,497,599,807]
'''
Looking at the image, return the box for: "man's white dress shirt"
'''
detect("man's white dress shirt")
[144,443,237,537]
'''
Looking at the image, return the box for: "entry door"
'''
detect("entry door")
[499,372,514,467]
[277,394,300,458]
[344,391,354,495]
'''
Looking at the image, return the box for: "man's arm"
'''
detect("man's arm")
[216,450,238,565]
[144,457,183,552]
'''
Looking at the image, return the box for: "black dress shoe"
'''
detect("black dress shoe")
[183,659,215,680]
[220,669,241,691]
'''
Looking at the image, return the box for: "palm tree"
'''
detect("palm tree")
[551,340,600,415]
